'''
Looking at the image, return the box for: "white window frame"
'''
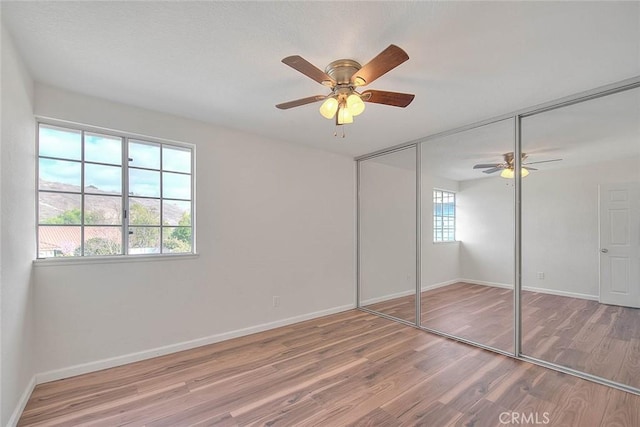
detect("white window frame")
[35,119,196,260]
[433,189,456,243]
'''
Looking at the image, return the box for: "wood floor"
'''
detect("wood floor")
[18,309,640,426]
[364,282,640,390]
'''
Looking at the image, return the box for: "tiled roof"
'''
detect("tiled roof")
[39,226,122,254]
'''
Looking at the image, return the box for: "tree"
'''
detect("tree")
[163,236,191,253]
[164,212,192,253]
[171,212,192,243]
[43,208,82,224]
[129,203,160,250]
[75,237,121,256]
[44,208,106,225]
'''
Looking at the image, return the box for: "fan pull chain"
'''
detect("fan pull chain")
[333,125,346,138]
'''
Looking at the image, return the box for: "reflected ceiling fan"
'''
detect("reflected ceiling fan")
[275,45,415,129]
[473,152,562,178]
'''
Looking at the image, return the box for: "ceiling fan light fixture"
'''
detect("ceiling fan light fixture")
[337,105,353,124]
[319,96,339,119]
[277,45,413,133]
[346,93,365,116]
[500,168,529,179]
[353,76,366,86]
[500,168,514,179]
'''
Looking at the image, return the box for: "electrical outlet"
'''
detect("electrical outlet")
[273,296,280,308]
[537,272,545,280]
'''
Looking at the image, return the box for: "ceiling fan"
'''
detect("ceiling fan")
[473,152,562,178]
[275,45,415,127]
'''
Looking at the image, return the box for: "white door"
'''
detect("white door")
[599,183,640,308]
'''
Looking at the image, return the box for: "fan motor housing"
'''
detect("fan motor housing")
[325,59,362,85]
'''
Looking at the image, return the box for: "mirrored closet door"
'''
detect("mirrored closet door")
[521,86,640,389]
[420,119,515,353]
[359,147,417,324]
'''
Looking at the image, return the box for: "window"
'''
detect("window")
[433,189,455,242]
[37,123,194,258]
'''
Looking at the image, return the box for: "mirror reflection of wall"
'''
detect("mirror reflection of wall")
[521,87,640,389]
[359,147,417,324]
[421,118,515,353]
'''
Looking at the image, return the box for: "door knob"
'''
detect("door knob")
[600,248,609,253]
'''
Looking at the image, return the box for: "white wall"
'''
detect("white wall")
[457,176,515,286]
[1,26,37,426]
[359,156,415,303]
[32,85,355,378]
[521,157,640,298]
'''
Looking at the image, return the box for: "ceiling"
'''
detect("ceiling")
[2,1,639,157]
[366,86,640,181]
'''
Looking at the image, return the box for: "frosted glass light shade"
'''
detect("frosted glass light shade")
[346,94,365,116]
[500,168,514,179]
[337,106,353,124]
[500,168,529,179]
[319,97,339,119]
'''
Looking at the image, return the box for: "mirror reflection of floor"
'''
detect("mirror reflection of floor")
[364,282,640,390]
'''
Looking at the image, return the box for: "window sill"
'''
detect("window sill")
[433,240,460,245]
[33,253,200,267]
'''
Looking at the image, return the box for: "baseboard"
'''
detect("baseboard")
[361,280,598,305]
[7,375,36,427]
[459,278,598,301]
[522,285,598,301]
[360,289,415,306]
[460,278,513,290]
[35,303,355,385]
[421,279,460,292]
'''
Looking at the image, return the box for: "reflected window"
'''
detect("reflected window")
[433,189,456,242]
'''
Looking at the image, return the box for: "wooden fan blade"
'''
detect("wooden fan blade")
[351,45,409,86]
[361,90,415,107]
[276,95,326,110]
[473,163,501,169]
[282,56,335,86]
[523,158,562,165]
[482,167,503,174]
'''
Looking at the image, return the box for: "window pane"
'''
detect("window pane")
[129,226,160,254]
[129,198,160,225]
[85,195,122,225]
[39,125,81,160]
[129,140,160,169]
[39,192,82,224]
[85,164,122,194]
[163,146,191,173]
[163,227,192,253]
[39,158,81,190]
[85,133,122,165]
[83,227,122,256]
[129,169,160,197]
[38,226,81,257]
[163,172,191,200]
[163,200,191,226]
